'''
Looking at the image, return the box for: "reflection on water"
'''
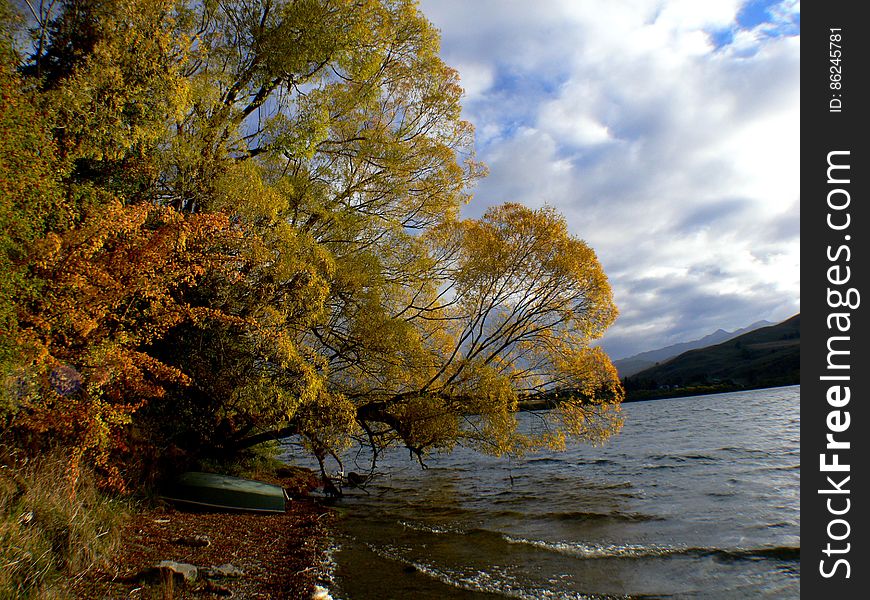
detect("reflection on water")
[284,386,800,599]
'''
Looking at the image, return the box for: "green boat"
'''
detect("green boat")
[162,472,288,513]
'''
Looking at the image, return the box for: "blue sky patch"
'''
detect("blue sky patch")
[709,28,735,49]
[738,0,778,28]
[739,0,800,35]
[708,0,798,52]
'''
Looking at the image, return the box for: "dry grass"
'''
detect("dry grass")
[0,445,329,599]
[0,448,127,599]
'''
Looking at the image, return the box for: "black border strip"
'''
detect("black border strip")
[802,1,869,595]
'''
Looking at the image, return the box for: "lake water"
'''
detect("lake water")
[287,386,800,599]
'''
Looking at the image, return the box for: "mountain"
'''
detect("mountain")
[622,314,799,401]
[613,320,774,377]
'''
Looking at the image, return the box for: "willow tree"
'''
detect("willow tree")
[346,202,622,463]
[6,0,622,480]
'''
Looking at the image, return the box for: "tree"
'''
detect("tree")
[0,58,63,375]
[2,2,240,486]
[136,0,490,462]
[348,203,623,462]
[7,201,239,488]
[4,0,623,486]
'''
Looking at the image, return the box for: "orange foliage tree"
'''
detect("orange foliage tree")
[8,200,239,487]
[2,0,624,488]
[1,18,241,485]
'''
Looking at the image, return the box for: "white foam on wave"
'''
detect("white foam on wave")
[311,584,333,600]
[398,520,464,535]
[310,538,341,599]
[502,535,682,559]
[365,543,625,600]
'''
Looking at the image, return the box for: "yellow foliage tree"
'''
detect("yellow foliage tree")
[352,203,623,461]
[4,0,623,484]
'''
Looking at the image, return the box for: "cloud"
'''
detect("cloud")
[452,61,496,100]
[420,0,800,358]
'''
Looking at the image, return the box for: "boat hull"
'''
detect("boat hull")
[162,472,287,514]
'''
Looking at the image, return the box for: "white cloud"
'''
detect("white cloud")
[538,100,613,147]
[654,0,743,30]
[420,0,800,358]
[452,61,496,100]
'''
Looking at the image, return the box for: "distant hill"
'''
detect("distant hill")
[613,320,773,377]
[623,315,799,401]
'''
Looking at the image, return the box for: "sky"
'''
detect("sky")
[418,0,800,359]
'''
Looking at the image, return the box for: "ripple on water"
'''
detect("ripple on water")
[293,386,801,599]
[502,536,800,563]
[363,542,635,600]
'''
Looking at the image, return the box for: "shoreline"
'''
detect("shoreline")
[71,473,335,599]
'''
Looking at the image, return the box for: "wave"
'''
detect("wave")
[489,508,659,523]
[639,464,680,471]
[539,510,664,523]
[583,458,619,466]
[503,537,677,559]
[502,536,800,563]
[397,507,662,537]
[646,453,720,464]
[526,457,566,465]
[398,520,465,535]
[711,546,801,562]
[713,446,772,454]
[365,542,637,600]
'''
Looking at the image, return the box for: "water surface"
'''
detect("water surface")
[286,386,800,599]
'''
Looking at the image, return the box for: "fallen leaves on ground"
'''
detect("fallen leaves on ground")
[71,498,333,599]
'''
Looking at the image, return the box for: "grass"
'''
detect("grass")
[0,448,128,599]
[0,441,321,599]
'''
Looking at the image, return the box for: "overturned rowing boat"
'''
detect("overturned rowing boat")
[162,472,288,514]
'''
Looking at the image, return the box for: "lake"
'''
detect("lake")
[287,386,800,599]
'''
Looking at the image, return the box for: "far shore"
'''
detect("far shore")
[516,380,799,410]
[620,380,799,402]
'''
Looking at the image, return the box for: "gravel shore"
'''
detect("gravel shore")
[71,472,334,599]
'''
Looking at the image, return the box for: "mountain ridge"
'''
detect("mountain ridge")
[622,314,800,401]
[613,320,774,377]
